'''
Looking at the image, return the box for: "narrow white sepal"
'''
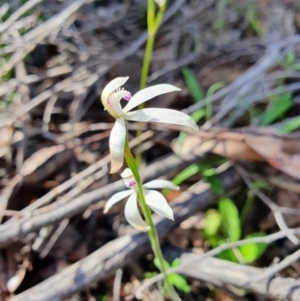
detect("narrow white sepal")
[101,77,129,105]
[143,179,179,190]
[104,190,132,213]
[123,84,180,113]
[124,108,198,131]
[124,193,150,231]
[144,189,174,221]
[109,118,126,173]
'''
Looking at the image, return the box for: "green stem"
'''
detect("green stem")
[140,2,166,90]
[147,0,156,33]
[124,133,179,301]
[136,1,167,167]
[136,33,155,167]
[154,4,166,33]
[140,32,155,90]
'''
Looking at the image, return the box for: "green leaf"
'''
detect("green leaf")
[261,93,293,126]
[239,232,268,263]
[217,248,239,263]
[144,271,156,279]
[291,64,300,71]
[247,5,263,37]
[177,68,205,154]
[164,164,199,195]
[216,240,239,262]
[182,67,204,102]
[203,210,222,238]
[280,116,300,133]
[153,257,170,270]
[191,109,206,122]
[169,274,191,293]
[253,179,268,189]
[154,258,191,294]
[286,51,296,66]
[100,295,109,301]
[171,164,200,186]
[206,82,225,98]
[199,166,224,196]
[171,258,180,268]
[218,198,241,241]
[206,82,224,120]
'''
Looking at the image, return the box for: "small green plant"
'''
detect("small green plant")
[0,56,13,80]
[260,92,293,126]
[163,159,226,196]
[98,295,108,301]
[203,198,268,263]
[278,50,300,70]
[280,116,300,133]
[213,0,232,35]
[144,258,191,294]
[270,50,300,133]
[182,67,224,121]
[246,4,263,37]
[177,67,223,154]
[249,50,300,128]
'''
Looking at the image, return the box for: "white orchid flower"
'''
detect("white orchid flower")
[104,168,179,231]
[101,77,198,173]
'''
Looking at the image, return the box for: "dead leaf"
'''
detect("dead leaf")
[173,129,264,161]
[245,134,300,180]
[174,128,300,180]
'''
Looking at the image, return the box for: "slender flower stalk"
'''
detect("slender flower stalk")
[137,0,167,166]
[140,0,167,89]
[101,76,197,300]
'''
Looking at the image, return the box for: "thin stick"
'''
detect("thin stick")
[0,0,43,34]
[39,218,69,258]
[236,165,299,245]
[254,248,300,282]
[113,269,123,301]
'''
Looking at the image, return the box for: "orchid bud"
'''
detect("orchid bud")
[155,0,166,8]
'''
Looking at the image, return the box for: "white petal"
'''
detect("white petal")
[124,193,150,231]
[104,190,132,213]
[109,118,126,173]
[123,84,180,113]
[124,108,198,131]
[144,190,174,221]
[101,77,129,104]
[144,179,179,190]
